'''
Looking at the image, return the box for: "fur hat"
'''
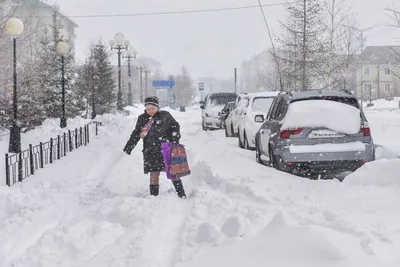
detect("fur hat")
[144,96,159,108]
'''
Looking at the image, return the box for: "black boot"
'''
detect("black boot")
[172,180,186,199]
[150,184,159,196]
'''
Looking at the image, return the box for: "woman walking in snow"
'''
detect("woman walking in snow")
[123,96,186,198]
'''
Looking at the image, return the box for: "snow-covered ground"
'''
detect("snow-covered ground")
[0,105,400,267]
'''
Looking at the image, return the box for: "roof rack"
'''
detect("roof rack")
[278,91,292,96]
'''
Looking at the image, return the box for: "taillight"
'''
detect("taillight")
[280,128,303,139]
[360,122,371,136]
[361,127,370,136]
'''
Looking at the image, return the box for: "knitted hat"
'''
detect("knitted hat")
[144,96,159,108]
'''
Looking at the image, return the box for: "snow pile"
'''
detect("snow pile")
[344,159,400,186]
[364,99,400,109]
[220,215,249,238]
[289,141,366,153]
[281,100,361,134]
[180,211,376,267]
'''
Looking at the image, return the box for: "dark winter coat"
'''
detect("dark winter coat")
[123,110,181,174]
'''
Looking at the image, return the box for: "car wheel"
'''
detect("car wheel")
[238,130,244,148]
[256,139,263,165]
[244,131,249,150]
[202,120,208,131]
[269,147,277,168]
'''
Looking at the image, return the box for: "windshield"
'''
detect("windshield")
[209,95,237,106]
[252,97,274,112]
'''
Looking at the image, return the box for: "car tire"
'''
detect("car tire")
[238,130,244,148]
[256,139,263,165]
[244,131,249,150]
[202,120,208,131]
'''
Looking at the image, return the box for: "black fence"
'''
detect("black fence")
[4,121,102,186]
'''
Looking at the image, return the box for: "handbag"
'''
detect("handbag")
[161,142,191,179]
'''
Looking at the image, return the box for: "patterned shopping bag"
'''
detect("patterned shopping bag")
[161,142,191,179]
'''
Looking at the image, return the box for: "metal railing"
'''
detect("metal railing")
[4,121,102,186]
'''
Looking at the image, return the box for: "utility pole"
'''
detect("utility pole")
[377,64,380,100]
[136,65,146,103]
[144,69,151,98]
[234,68,237,94]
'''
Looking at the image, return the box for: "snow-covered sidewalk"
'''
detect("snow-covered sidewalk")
[0,106,399,267]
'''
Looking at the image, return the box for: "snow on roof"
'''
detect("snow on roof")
[361,46,400,65]
[280,99,361,134]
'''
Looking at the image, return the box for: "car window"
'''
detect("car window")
[291,96,359,108]
[252,97,274,112]
[270,98,284,120]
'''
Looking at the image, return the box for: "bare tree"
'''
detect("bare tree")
[275,0,328,91]
[174,66,195,106]
[385,2,400,28]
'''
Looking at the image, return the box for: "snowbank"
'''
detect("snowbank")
[364,99,400,109]
[281,100,361,134]
[343,159,400,186]
[180,211,375,267]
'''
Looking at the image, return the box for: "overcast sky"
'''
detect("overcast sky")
[50,0,399,79]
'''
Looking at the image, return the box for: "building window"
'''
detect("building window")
[364,83,371,91]
[384,67,391,75]
[364,67,369,75]
[385,83,391,91]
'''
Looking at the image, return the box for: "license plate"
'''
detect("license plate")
[308,130,345,138]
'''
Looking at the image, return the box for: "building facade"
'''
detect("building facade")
[356,46,400,101]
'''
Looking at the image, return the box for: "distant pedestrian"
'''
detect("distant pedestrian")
[123,96,186,198]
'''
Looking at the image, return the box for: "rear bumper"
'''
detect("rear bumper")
[282,160,367,175]
[275,143,374,173]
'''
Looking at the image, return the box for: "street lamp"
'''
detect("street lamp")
[109,33,129,110]
[56,41,69,128]
[123,48,137,106]
[5,18,24,154]
[136,65,146,103]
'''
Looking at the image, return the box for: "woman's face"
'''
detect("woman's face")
[146,105,158,116]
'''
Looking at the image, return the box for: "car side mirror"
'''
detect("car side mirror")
[255,115,264,122]
[200,105,205,109]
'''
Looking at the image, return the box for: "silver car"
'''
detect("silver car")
[255,90,375,177]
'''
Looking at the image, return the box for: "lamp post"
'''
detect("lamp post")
[56,41,69,128]
[109,33,129,110]
[5,18,24,154]
[123,48,137,106]
[136,65,146,103]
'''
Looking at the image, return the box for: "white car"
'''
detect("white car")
[237,92,280,149]
[225,93,249,137]
[201,92,238,130]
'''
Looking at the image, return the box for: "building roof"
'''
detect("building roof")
[360,46,400,65]
[18,0,78,27]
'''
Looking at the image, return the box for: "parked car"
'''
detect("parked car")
[255,90,375,177]
[201,92,237,130]
[225,94,250,137]
[237,92,279,149]
[219,102,235,130]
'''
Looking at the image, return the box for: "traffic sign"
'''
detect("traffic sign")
[152,80,175,88]
[199,82,204,91]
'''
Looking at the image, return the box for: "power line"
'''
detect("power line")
[61,2,291,18]
[257,0,284,91]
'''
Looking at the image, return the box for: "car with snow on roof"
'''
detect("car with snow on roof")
[255,90,375,177]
